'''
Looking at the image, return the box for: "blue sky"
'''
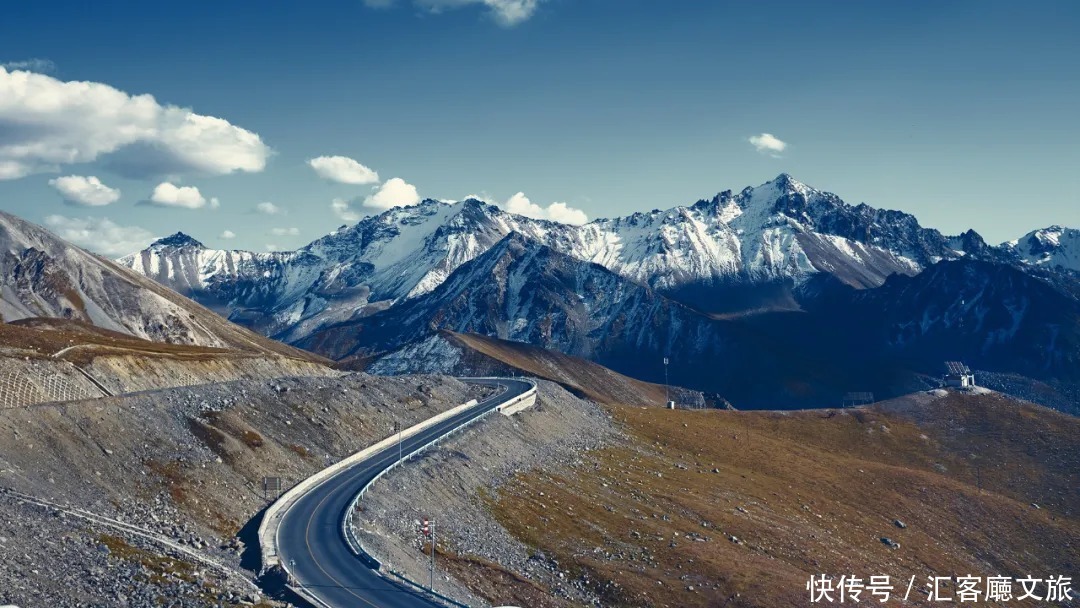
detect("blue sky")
[1,0,1078,255]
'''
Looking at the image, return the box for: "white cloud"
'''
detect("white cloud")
[220,230,236,239]
[0,58,56,73]
[308,155,379,185]
[0,67,270,180]
[270,227,300,236]
[255,201,282,215]
[47,175,121,206]
[367,0,542,26]
[364,177,420,210]
[145,182,210,209]
[331,197,362,223]
[503,192,588,225]
[44,215,156,257]
[462,193,495,204]
[265,244,280,252]
[748,133,788,157]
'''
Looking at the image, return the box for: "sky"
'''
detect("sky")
[0,0,1078,255]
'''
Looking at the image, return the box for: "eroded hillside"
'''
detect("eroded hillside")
[359,389,1079,608]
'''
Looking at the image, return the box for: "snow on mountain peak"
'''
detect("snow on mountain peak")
[1008,225,1080,272]
[120,174,988,342]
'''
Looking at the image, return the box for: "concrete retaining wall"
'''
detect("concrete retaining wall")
[257,397,478,572]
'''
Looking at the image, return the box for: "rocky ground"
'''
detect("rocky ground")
[356,380,622,608]
[0,491,267,608]
[0,372,488,608]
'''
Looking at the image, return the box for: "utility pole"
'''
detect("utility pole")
[663,357,670,405]
[421,517,435,591]
[395,417,402,464]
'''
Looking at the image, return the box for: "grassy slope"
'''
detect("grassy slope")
[488,391,1079,607]
[447,331,670,406]
[1,318,330,366]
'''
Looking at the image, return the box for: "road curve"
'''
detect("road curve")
[275,378,535,608]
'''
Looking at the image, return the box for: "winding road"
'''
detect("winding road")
[274,378,535,608]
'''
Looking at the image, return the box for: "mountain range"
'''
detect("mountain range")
[120,174,1034,336]
[17,173,1080,408]
[0,209,322,361]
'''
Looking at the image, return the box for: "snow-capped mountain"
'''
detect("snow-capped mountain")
[298,232,725,361]
[299,232,923,408]
[0,210,321,358]
[122,174,972,340]
[1005,226,1080,273]
[803,258,1080,381]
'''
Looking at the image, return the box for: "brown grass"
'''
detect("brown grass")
[447,331,669,406]
[0,316,331,366]
[437,547,569,608]
[144,460,190,507]
[239,429,265,449]
[488,391,1080,607]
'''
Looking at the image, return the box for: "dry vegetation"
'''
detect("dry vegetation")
[0,317,326,366]
[486,391,1079,607]
[448,331,671,406]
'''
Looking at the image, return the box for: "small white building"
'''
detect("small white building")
[944,361,975,388]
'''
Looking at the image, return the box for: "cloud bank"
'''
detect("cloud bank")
[364,0,542,26]
[308,155,379,184]
[331,198,362,223]
[748,133,788,157]
[48,175,121,206]
[504,192,588,225]
[0,58,56,73]
[364,177,421,210]
[144,182,217,209]
[0,67,270,180]
[44,215,156,257]
[255,202,282,215]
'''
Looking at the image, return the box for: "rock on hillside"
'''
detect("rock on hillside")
[0,211,324,361]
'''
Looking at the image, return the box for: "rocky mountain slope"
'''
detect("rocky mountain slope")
[302,233,925,408]
[800,259,1080,383]
[0,371,486,607]
[370,330,716,408]
[1005,225,1080,273]
[358,387,1080,608]
[0,210,324,361]
[122,174,982,339]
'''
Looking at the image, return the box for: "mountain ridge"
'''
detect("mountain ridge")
[122,174,1037,341]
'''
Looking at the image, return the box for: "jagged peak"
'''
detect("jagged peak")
[768,173,811,193]
[151,232,204,249]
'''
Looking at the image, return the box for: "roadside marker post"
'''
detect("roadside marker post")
[262,476,282,503]
[420,517,435,591]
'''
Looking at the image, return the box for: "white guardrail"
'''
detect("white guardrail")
[258,378,537,580]
[342,380,538,558]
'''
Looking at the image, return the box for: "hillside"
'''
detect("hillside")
[122,174,982,342]
[0,372,488,607]
[0,210,323,362]
[477,390,1079,607]
[371,330,712,408]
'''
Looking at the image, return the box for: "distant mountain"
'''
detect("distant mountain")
[301,232,918,408]
[0,210,322,360]
[113,175,1080,409]
[1004,226,1080,273]
[801,258,1080,382]
[297,232,720,360]
[122,174,978,340]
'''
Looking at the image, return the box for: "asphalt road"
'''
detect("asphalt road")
[275,378,534,608]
